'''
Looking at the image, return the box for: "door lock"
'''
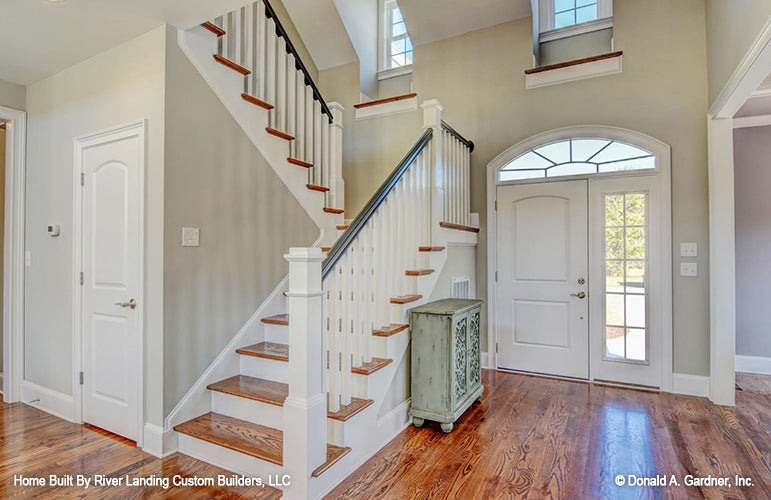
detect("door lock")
[115,298,137,309]
[569,292,587,299]
[577,278,585,285]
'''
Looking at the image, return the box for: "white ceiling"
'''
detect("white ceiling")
[282,0,358,71]
[398,0,532,46]
[0,0,252,85]
[735,73,771,118]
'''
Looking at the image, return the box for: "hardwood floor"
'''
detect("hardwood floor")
[327,370,771,499]
[0,402,281,499]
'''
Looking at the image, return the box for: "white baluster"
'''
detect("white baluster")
[255,2,266,100]
[276,37,287,133]
[314,101,322,185]
[221,13,230,60]
[321,116,329,193]
[305,86,314,165]
[322,278,329,412]
[396,180,406,297]
[266,18,277,126]
[340,251,352,406]
[328,264,340,412]
[351,239,361,369]
[234,8,242,66]
[244,4,254,95]
[286,53,296,155]
[363,224,373,363]
[295,69,305,157]
[464,146,470,226]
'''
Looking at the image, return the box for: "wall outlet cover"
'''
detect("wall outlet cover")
[182,227,200,247]
[680,262,697,277]
[680,242,697,257]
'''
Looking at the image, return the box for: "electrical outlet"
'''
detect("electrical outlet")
[680,242,697,257]
[680,262,697,277]
[182,227,200,247]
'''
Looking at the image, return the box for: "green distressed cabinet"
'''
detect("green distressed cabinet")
[409,299,484,433]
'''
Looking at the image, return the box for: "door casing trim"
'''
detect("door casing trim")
[486,125,673,393]
[73,120,146,446]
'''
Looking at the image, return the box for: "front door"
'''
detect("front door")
[80,127,142,441]
[496,180,589,379]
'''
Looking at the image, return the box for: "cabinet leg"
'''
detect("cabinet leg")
[440,422,453,433]
[412,417,424,428]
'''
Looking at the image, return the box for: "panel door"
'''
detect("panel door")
[81,132,141,441]
[496,180,589,379]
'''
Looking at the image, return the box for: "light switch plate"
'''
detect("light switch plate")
[680,242,697,257]
[182,227,200,247]
[680,262,697,277]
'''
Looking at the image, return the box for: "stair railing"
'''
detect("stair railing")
[210,0,344,208]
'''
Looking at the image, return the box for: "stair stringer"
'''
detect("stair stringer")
[178,26,343,231]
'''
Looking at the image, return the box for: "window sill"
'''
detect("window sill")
[539,17,613,43]
[377,65,413,81]
[525,51,622,89]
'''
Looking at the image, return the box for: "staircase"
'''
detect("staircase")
[167,1,478,498]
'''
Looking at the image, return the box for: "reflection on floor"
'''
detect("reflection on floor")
[328,370,771,499]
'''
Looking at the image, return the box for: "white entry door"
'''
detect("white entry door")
[80,125,143,441]
[496,180,589,379]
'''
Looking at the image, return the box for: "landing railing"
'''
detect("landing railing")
[209,0,342,207]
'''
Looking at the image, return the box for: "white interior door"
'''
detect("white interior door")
[81,129,142,441]
[496,180,589,379]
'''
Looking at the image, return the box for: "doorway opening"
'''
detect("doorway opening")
[487,126,673,391]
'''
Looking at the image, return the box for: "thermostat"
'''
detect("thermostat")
[47,224,60,237]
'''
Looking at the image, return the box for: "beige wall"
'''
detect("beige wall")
[163,26,317,416]
[329,0,711,375]
[24,26,167,424]
[540,28,612,66]
[705,0,771,107]
[734,125,771,358]
[0,79,26,111]
[272,0,319,82]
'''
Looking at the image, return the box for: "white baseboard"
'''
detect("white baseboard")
[142,423,177,458]
[21,380,76,422]
[481,352,490,369]
[0,372,3,395]
[672,373,710,398]
[735,354,771,375]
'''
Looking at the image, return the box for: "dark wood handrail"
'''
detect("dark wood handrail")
[322,129,434,279]
[263,0,333,123]
[441,120,474,152]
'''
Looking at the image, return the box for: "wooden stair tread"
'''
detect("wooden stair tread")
[261,314,289,326]
[236,342,288,362]
[390,295,422,304]
[312,444,352,477]
[323,208,344,214]
[373,323,409,337]
[266,127,294,141]
[201,22,226,36]
[321,247,332,252]
[327,397,374,422]
[306,184,330,192]
[419,246,446,252]
[207,375,288,406]
[353,93,418,109]
[174,412,283,465]
[439,221,480,233]
[242,93,274,110]
[287,157,313,168]
[406,269,435,276]
[336,225,349,230]
[213,54,251,75]
[352,357,393,375]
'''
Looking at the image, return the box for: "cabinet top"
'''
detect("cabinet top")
[409,298,483,315]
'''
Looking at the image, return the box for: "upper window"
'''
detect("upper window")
[498,139,655,182]
[555,0,598,29]
[380,0,413,74]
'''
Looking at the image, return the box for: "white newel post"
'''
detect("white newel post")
[422,99,444,246]
[328,101,345,210]
[283,248,327,499]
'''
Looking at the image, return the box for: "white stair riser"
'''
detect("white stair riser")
[210,391,284,430]
[239,355,289,384]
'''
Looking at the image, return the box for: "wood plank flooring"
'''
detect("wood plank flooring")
[327,370,771,499]
[0,402,281,499]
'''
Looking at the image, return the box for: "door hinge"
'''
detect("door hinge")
[80,272,84,285]
[495,200,497,211]
[496,342,499,353]
[81,172,84,186]
[79,371,84,385]
[495,271,498,282]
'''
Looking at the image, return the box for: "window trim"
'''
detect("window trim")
[538,0,613,42]
[378,0,413,75]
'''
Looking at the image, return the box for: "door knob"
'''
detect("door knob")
[115,298,137,309]
[569,292,586,299]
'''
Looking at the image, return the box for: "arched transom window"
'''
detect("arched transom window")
[498,138,656,182]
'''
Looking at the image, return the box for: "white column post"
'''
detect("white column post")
[422,99,444,246]
[283,247,327,498]
[328,102,345,210]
